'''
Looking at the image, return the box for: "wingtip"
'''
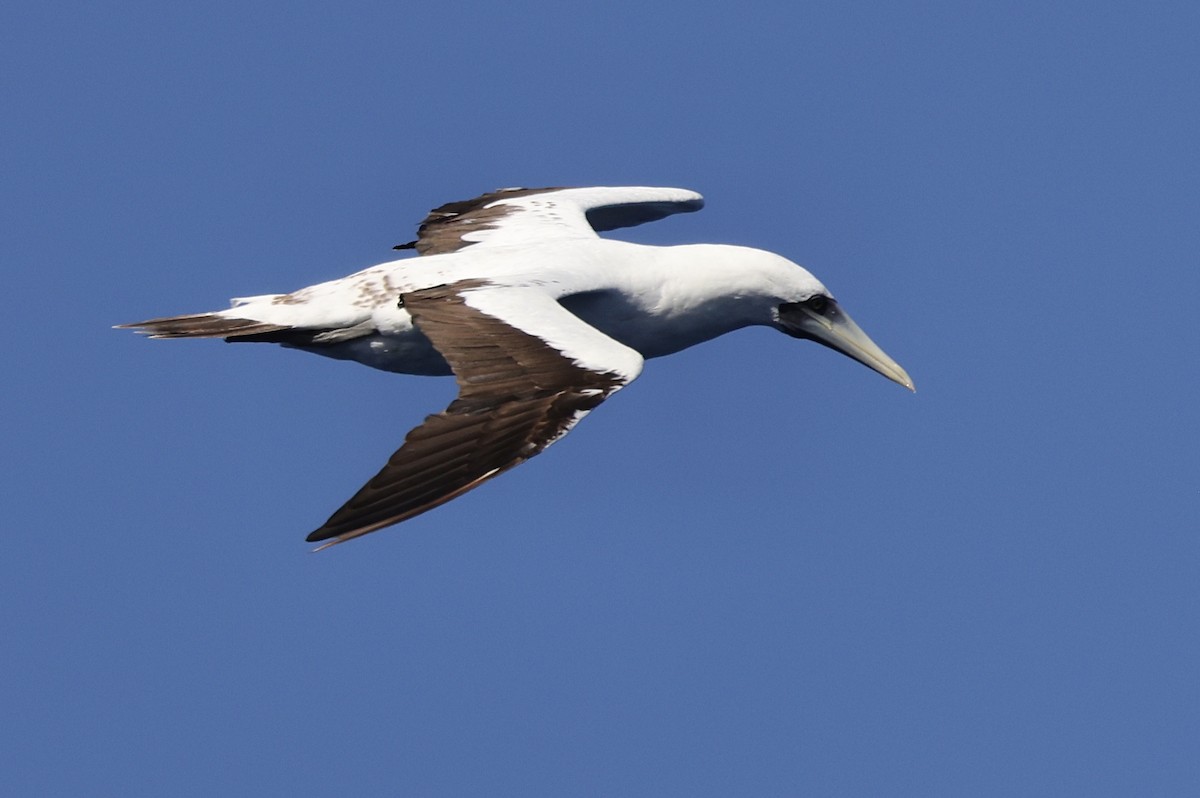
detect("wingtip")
[306,527,345,551]
[309,539,341,553]
[306,526,337,544]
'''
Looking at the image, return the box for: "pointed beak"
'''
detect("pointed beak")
[778,299,915,391]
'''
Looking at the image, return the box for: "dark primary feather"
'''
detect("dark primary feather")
[306,280,627,548]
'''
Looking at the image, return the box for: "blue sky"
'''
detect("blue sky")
[4,1,1198,795]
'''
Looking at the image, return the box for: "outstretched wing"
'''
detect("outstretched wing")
[306,281,644,548]
[394,186,704,256]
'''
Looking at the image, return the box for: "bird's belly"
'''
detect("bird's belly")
[290,333,453,376]
[563,297,718,360]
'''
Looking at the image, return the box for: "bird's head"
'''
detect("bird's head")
[650,244,914,390]
[773,291,913,391]
[739,249,913,391]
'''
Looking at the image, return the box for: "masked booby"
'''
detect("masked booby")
[119,186,913,548]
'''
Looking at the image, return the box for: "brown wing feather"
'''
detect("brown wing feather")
[394,187,565,255]
[392,186,703,256]
[306,281,625,548]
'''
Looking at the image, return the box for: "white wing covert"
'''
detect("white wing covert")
[395,186,704,256]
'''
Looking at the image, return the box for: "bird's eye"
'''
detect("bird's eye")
[805,295,829,314]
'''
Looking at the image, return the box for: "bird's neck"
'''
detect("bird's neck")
[561,243,778,359]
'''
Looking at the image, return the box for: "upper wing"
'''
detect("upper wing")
[394,186,704,256]
[306,281,644,548]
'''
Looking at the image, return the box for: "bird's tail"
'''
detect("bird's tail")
[115,311,293,341]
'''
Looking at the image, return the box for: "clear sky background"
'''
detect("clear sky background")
[4,1,1198,795]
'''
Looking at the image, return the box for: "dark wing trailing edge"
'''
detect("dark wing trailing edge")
[306,280,639,549]
[393,186,704,255]
[583,198,704,232]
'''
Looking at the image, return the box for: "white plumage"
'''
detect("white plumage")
[120,186,912,547]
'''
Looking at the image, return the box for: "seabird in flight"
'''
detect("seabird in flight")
[119,186,913,548]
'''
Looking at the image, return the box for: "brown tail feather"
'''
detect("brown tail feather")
[115,313,292,340]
